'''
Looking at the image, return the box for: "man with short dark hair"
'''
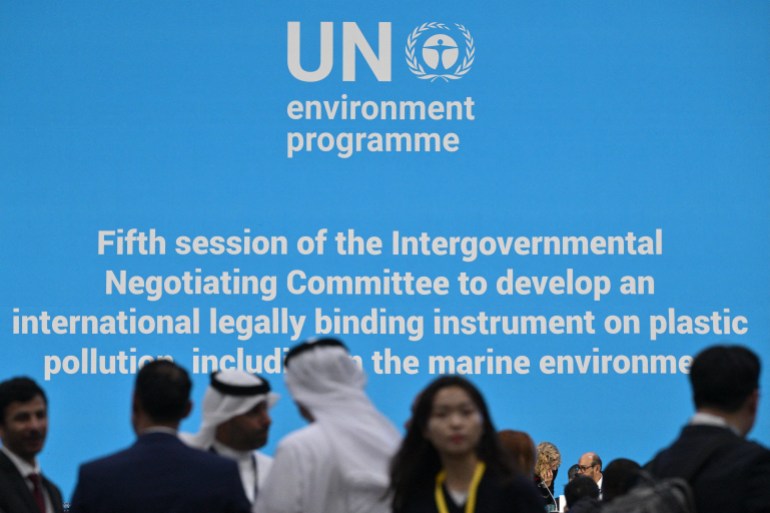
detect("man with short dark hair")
[601,458,641,503]
[647,344,770,513]
[563,475,600,513]
[0,377,64,513]
[69,360,251,513]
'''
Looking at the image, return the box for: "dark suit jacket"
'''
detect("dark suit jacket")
[396,470,544,513]
[647,424,770,513]
[69,432,251,513]
[0,450,64,513]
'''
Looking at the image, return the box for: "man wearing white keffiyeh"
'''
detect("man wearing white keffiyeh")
[181,370,279,508]
[254,338,401,513]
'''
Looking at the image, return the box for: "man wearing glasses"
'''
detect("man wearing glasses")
[576,452,603,499]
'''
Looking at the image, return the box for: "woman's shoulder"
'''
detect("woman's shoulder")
[393,485,435,513]
[479,470,545,513]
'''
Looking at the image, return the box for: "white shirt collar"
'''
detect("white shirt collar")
[1,445,54,513]
[0,445,40,476]
[689,412,741,436]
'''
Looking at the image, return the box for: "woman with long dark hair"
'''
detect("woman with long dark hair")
[389,376,543,513]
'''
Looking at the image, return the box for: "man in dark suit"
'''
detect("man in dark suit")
[0,376,64,513]
[69,359,251,513]
[647,344,770,513]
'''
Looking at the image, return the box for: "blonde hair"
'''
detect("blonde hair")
[534,441,561,479]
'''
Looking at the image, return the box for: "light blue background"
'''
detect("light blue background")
[2,0,768,499]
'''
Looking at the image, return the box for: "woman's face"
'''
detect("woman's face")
[424,385,483,459]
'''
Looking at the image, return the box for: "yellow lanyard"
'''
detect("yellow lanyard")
[434,461,486,513]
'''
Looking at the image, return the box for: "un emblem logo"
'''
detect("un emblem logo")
[405,22,475,82]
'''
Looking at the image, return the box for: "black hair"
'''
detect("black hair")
[564,475,599,507]
[284,338,348,368]
[0,377,47,425]
[389,375,511,511]
[134,360,191,423]
[690,345,760,412]
[602,458,641,503]
[210,371,271,396]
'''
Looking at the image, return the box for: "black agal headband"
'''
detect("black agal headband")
[210,372,271,396]
[284,338,349,368]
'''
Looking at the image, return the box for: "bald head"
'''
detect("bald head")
[577,452,603,483]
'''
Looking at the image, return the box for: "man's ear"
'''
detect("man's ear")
[182,400,192,420]
[747,389,759,416]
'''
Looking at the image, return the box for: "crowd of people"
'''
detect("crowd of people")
[1,341,768,513]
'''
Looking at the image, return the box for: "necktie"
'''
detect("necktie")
[28,473,46,513]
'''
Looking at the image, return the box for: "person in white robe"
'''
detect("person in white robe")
[181,370,278,508]
[255,338,400,513]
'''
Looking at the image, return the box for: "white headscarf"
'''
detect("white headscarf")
[284,339,401,513]
[182,370,279,449]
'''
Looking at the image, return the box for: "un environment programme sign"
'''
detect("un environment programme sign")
[285,22,477,159]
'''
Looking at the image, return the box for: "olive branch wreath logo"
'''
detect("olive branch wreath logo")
[405,22,475,82]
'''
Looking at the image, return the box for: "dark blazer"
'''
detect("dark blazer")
[647,424,770,513]
[0,450,64,513]
[69,431,251,513]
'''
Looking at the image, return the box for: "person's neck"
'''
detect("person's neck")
[133,414,179,435]
[696,408,749,436]
[212,439,252,459]
[441,453,480,492]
